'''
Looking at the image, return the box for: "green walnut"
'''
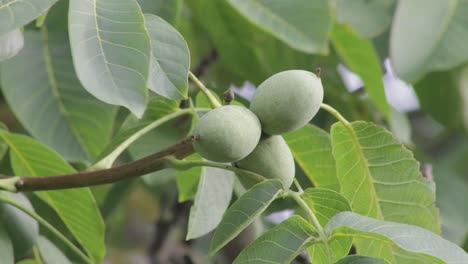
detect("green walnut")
[0,193,39,260]
[193,105,262,162]
[236,135,295,189]
[250,70,324,135]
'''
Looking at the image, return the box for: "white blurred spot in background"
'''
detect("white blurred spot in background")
[337,58,420,113]
[337,64,364,92]
[230,81,256,102]
[265,209,294,224]
[383,58,420,112]
[0,29,24,61]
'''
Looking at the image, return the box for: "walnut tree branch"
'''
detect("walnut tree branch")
[0,136,197,192]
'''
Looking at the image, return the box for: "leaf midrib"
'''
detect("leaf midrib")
[341,122,383,219]
[338,122,399,263]
[92,0,122,98]
[210,180,282,255]
[40,26,90,159]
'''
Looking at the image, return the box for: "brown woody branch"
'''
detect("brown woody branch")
[0,136,196,192]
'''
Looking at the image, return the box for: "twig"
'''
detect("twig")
[166,158,266,183]
[191,49,218,78]
[0,136,197,192]
[289,191,332,264]
[320,103,350,126]
[92,108,210,169]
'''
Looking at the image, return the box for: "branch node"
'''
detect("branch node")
[16,179,24,188]
[0,176,21,192]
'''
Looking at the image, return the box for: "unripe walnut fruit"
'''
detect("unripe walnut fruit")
[193,105,261,162]
[250,70,324,135]
[236,136,295,189]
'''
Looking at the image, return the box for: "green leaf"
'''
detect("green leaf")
[336,255,385,264]
[17,260,38,264]
[414,69,465,130]
[302,189,351,230]
[284,124,339,191]
[137,0,183,25]
[327,212,468,264]
[227,0,331,54]
[331,24,390,117]
[233,215,317,264]
[1,29,115,162]
[37,236,72,264]
[0,193,39,259]
[176,153,202,202]
[145,14,189,100]
[195,89,221,108]
[0,0,58,35]
[69,0,151,117]
[331,121,439,231]
[186,166,234,240]
[43,0,69,31]
[93,97,179,168]
[0,212,14,264]
[389,108,413,146]
[188,0,316,84]
[0,29,23,61]
[210,179,283,256]
[0,125,8,161]
[433,165,468,245]
[0,132,105,262]
[302,188,352,263]
[336,0,393,39]
[390,0,468,82]
[330,121,440,261]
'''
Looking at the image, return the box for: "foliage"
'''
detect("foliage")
[0,0,467,263]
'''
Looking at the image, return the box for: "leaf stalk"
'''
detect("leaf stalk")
[167,158,266,183]
[188,71,222,108]
[289,191,333,264]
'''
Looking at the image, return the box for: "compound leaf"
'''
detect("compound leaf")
[233,215,317,264]
[327,212,468,264]
[69,0,151,117]
[302,188,352,263]
[390,0,468,82]
[331,24,390,117]
[145,14,189,100]
[226,0,331,54]
[1,30,115,162]
[331,121,440,261]
[0,131,105,262]
[0,0,58,36]
[284,124,339,191]
[210,179,283,256]
[186,167,234,240]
